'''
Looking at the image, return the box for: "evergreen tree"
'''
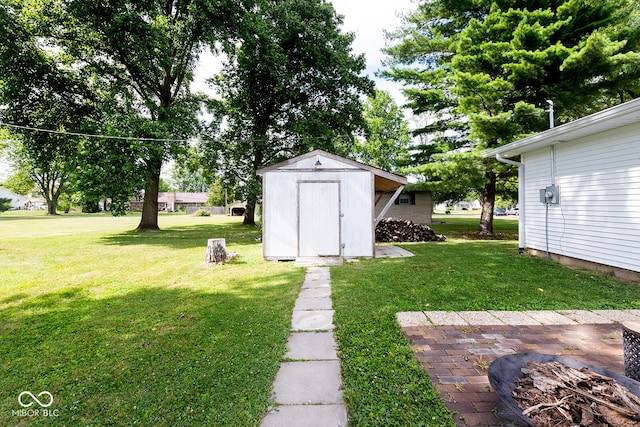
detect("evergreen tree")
[385,0,640,233]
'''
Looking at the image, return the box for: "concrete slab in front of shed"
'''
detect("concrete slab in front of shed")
[285,332,338,360]
[272,361,343,404]
[292,310,334,331]
[260,405,348,427]
[295,257,343,267]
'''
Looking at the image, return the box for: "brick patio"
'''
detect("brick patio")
[401,322,626,426]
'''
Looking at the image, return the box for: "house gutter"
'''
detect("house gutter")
[495,154,525,253]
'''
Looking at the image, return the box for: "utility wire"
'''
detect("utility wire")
[0,121,356,144]
[0,122,191,143]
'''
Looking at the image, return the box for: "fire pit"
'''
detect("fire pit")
[488,353,640,426]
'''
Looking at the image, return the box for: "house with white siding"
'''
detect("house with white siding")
[484,97,640,282]
[257,150,407,261]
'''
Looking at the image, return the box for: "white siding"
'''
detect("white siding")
[523,122,640,272]
[262,169,374,259]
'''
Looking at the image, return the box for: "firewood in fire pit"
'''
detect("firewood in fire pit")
[512,361,640,426]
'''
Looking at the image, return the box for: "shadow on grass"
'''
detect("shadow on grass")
[0,269,301,427]
[99,222,262,250]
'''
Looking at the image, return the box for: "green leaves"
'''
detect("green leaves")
[203,0,373,223]
[384,0,640,230]
[357,90,411,171]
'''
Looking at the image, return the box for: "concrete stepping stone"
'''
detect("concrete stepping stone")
[272,361,343,404]
[292,310,334,331]
[299,287,331,298]
[294,297,332,311]
[285,332,338,360]
[261,267,346,427]
[261,405,347,427]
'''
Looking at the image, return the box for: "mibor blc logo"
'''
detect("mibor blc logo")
[18,391,53,408]
[12,391,59,417]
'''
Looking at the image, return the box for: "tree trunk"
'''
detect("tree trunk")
[243,197,256,225]
[205,238,227,263]
[46,200,57,215]
[478,171,497,234]
[136,157,162,231]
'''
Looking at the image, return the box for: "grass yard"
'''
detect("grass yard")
[4,212,640,426]
[331,216,640,426]
[0,211,305,426]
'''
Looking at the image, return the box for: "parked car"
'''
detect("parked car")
[506,207,519,216]
[494,208,507,216]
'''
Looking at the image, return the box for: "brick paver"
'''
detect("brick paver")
[402,322,626,426]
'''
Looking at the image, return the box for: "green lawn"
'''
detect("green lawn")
[0,211,304,426]
[331,217,640,426]
[3,212,640,426]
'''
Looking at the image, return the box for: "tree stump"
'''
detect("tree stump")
[205,238,227,264]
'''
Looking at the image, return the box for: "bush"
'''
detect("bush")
[193,209,210,216]
[0,198,12,213]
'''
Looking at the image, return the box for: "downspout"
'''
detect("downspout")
[495,154,525,254]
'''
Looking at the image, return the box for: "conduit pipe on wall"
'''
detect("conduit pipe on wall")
[495,154,525,253]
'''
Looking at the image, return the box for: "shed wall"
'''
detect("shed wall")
[262,169,374,259]
[375,192,433,224]
[523,122,640,272]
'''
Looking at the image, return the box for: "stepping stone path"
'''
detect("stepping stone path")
[260,267,347,427]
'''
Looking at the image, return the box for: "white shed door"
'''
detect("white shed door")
[298,182,341,257]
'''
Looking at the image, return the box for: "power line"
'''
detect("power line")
[0,121,191,143]
[0,121,357,144]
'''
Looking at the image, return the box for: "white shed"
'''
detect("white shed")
[257,149,407,261]
[484,97,640,281]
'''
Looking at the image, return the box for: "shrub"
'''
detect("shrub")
[193,208,210,216]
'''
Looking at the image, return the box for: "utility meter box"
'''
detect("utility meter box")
[539,185,559,204]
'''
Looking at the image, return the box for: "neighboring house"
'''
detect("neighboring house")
[130,192,209,212]
[257,149,407,261]
[0,187,28,209]
[375,187,433,224]
[484,97,640,281]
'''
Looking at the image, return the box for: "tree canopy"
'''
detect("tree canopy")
[203,0,374,224]
[356,90,411,172]
[0,0,96,214]
[385,0,640,233]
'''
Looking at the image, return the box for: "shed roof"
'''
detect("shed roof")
[483,97,640,159]
[257,149,407,192]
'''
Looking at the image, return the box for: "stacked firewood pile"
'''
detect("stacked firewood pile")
[375,218,446,242]
[513,361,640,426]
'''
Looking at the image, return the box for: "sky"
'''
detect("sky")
[192,0,418,108]
[329,0,416,107]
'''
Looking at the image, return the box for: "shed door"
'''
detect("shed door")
[298,182,341,257]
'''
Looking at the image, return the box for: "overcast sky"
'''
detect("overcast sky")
[329,0,416,107]
[192,0,418,107]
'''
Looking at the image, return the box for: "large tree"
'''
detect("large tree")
[0,0,95,214]
[385,0,640,233]
[356,89,411,172]
[52,0,241,229]
[205,0,374,225]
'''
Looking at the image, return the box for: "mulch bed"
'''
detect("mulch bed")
[401,323,626,426]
